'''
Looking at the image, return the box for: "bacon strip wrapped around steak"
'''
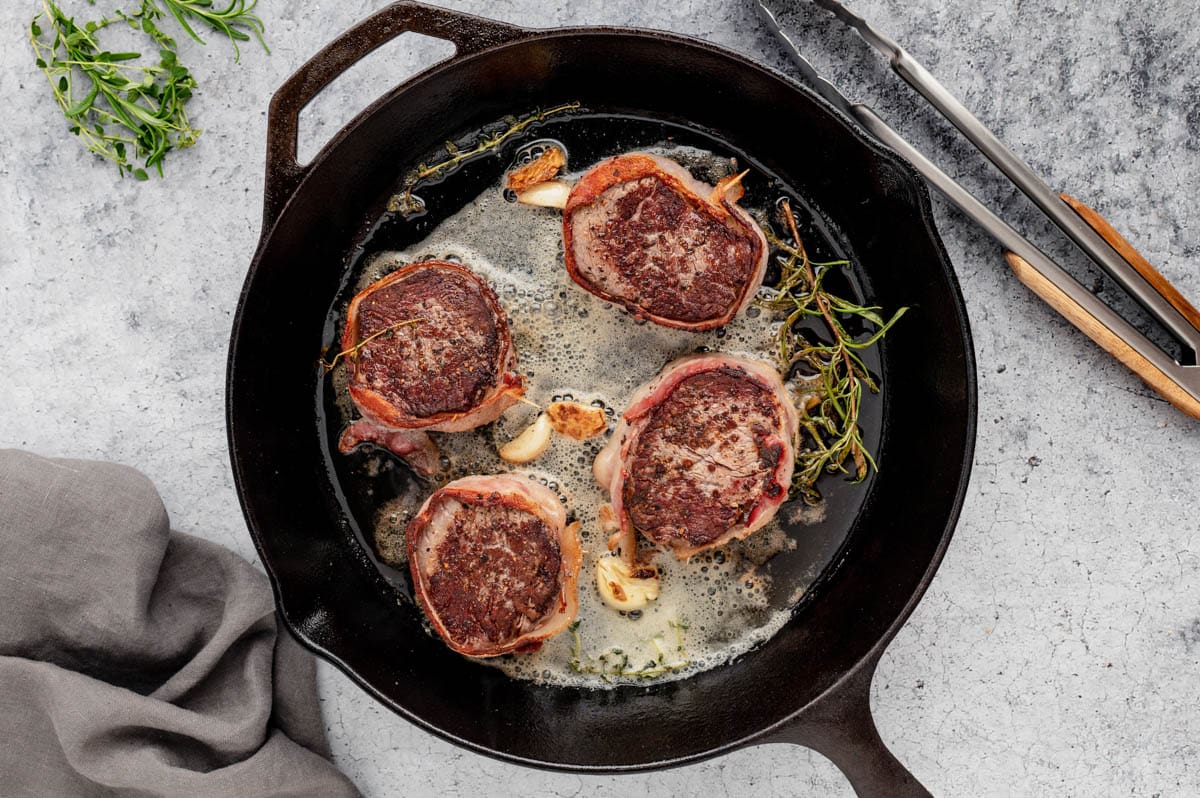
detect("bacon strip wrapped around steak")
[594,354,799,560]
[337,260,525,473]
[407,475,582,657]
[563,153,768,331]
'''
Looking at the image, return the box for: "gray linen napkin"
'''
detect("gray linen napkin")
[0,449,360,797]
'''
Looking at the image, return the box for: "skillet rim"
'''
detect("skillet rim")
[226,23,978,772]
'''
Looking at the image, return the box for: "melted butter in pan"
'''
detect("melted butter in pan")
[339,145,817,688]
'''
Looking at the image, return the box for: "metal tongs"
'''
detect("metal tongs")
[757,0,1200,418]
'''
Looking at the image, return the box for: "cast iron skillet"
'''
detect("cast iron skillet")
[226,3,976,795]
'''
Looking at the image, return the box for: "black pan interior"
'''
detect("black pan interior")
[228,29,975,770]
[325,111,882,616]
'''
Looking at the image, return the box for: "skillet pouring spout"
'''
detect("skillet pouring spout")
[227,2,976,794]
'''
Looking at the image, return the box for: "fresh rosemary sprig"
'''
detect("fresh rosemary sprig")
[388,102,581,216]
[30,1,198,180]
[567,618,690,682]
[758,199,907,504]
[130,0,268,62]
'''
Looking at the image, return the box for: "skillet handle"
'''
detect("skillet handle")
[768,655,932,797]
[263,1,529,229]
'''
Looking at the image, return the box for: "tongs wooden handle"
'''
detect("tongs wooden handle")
[788,0,1200,419]
[1008,195,1200,418]
[854,101,1200,420]
[1058,194,1200,332]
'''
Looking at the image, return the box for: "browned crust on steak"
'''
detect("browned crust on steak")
[406,476,581,657]
[423,499,560,646]
[563,154,766,330]
[594,354,799,559]
[341,260,524,431]
[623,367,786,549]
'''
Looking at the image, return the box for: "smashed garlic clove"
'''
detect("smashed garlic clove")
[516,180,571,209]
[596,555,660,612]
[498,413,553,463]
[507,146,566,192]
[546,401,607,440]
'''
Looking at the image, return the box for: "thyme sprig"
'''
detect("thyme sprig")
[388,101,581,216]
[320,318,422,372]
[567,619,690,682]
[758,200,906,504]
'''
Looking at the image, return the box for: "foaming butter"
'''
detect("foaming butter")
[347,146,811,687]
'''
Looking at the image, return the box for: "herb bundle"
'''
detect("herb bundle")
[29,0,268,179]
[759,199,907,504]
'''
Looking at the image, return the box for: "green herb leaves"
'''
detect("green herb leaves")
[567,618,690,682]
[759,199,907,504]
[133,0,268,62]
[29,0,269,179]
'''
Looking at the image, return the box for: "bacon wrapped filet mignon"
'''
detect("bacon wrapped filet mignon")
[337,260,525,472]
[407,475,582,657]
[594,354,799,559]
[563,153,768,331]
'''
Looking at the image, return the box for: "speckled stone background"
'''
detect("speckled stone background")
[2,0,1198,795]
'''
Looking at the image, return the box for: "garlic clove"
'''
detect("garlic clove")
[498,413,553,463]
[507,146,566,193]
[596,555,660,612]
[516,180,571,209]
[546,400,607,440]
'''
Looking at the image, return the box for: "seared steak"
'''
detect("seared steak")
[337,260,525,470]
[594,354,798,558]
[407,475,582,657]
[563,153,767,330]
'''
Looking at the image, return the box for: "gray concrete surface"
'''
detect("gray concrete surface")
[2,0,1198,795]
